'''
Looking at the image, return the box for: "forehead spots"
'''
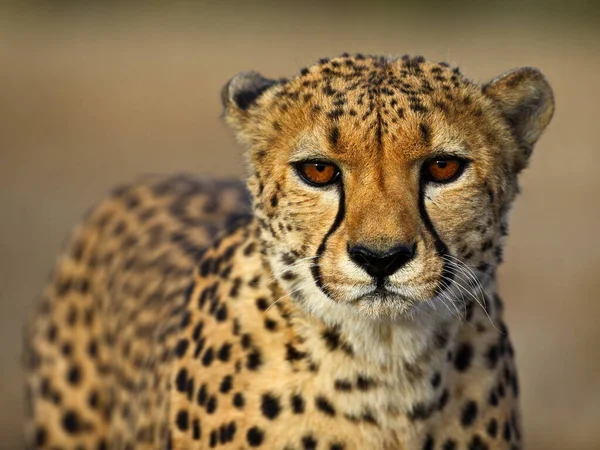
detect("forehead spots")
[268,53,479,155]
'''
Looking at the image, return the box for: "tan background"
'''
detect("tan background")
[1,2,599,449]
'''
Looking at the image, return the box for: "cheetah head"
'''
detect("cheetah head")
[222,54,554,321]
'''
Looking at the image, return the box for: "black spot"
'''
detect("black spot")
[487,418,498,437]
[356,375,375,391]
[330,443,345,450]
[179,311,191,329]
[206,395,217,414]
[222,421,237,443]
[511,373,520,397]
[423,435,435,450]
[197,384,208,407]
[241,334,252,349]
[270,194,278,208]
[66,365,81,385]
[215,304,228,322]
[291,394,305,414]
[431,372,441,388]
[408,402,433,421]
[246,348,263,371]
[362,411,378,425]
[282,271,297,281]
[443,440,457,450]
[261,392,281,420]
[438,389,450,410]
[302,434,318,450]
[334,379,352,392]
[87,390,99,410]
[229,277,242,298]
[477,262,490,272]
[175,410,189,431]
[186,377,195,401]
[243,242,256,256]
[489,390,499,406]
[220,375,233,394]
[176,368,188,392]
[419,123,431,144]
[192,419,201,440]
[217,342,231,362]
[454,343,474,372]
[233,392,245,409]
[47,323,58,342]
[285,343,307,362]
[315,396,336,416]
[469,435,489,450]
[481,240,493,252]
[256,297,269,311]
[88,340,98,358]
[503,421,512,441]
[264,318,277,331]
[209,430,218,447]
[174,339,189,358]
[198,258,213,278]
[35,427,47,446]
[329,126,340,146]
[66,306,77,326]
[486,345,499,369]
[246,426,264,446]
[202,347,214,367]
[498,383,506,398]
[321,327,341,351]
[218,423,229,444]
[62,410,81,434]
[461,401,478,427]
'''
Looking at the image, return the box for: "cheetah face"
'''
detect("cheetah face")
[223,55,554,320]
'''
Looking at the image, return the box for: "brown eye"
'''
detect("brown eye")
[295,161,340,187]
[424,158,467,183]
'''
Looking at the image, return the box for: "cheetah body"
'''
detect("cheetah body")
[24,54,554,450]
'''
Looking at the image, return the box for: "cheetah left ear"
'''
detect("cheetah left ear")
[483,67,555,171]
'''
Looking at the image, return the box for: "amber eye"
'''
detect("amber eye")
[424,158,467,184]
[295,161,340,187]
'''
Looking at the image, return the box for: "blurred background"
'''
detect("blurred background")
[1,1,599,449]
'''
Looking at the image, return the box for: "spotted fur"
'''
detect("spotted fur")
[24,54,554,450]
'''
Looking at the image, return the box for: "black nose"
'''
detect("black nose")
[348,244,416,278]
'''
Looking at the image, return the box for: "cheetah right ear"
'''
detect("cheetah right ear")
[221,71,278,118]
[483,67,555,172]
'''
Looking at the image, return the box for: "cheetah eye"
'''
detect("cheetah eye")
[423,157,468,184]
[294,161,340,187]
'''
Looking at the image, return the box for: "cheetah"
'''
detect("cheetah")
[23,53,554,450]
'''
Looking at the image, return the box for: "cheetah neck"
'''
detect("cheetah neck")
[277,270,499,364]
[270,268,501,415]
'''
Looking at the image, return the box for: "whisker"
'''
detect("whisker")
[441,261,499,331]
[265,285,306,313]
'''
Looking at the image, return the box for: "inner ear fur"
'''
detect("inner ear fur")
[483,67,555,171]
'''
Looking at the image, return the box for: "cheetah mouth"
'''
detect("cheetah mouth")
[371,279,396,297]
[359,281,408,302]
[349,277,439,306]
